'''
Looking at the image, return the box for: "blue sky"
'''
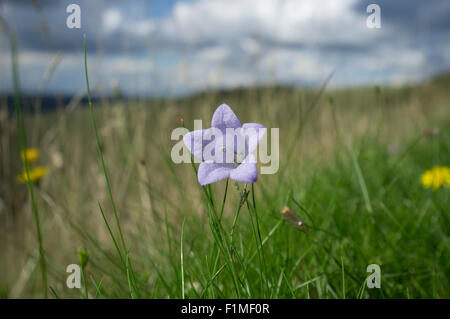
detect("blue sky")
[0,0,449,97]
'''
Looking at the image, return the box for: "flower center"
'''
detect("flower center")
[220,146,245,166]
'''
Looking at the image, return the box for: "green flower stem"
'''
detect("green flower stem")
[9,30,47,298]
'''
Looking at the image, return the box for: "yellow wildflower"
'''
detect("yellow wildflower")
[21,148,40,165]
[420,166,450,190]
[17,166,48,183]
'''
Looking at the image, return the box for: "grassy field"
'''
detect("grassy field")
[0,68,449,298]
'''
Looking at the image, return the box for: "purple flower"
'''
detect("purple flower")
[183,104,266,185]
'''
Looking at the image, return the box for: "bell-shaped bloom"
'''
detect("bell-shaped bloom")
[183,104,266,185]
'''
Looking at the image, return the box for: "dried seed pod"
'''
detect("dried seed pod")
[137,158,146,166]
[78,248,89,268]
[282,206,308,231]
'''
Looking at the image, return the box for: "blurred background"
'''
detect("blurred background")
[1,0,449,99]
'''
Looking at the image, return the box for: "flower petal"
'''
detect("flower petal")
[230,155,258,183]
[198,162,233,185]
[242,123,266,154]
[211,104,242,132]
[183,128,217,161]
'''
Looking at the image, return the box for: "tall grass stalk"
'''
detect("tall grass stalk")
[205,186,242,297]
[189,158,242,296]
[181,218,186,299]
[83,35,139,297]
[9,31,48,298]
[250,184,268,296]
[81,265,88,299]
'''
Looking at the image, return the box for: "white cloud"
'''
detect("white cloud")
[146,0,426,90]
[159,0,376,46]
[102,7,155,38]
[2,0,449,95]
[103,9,122,33]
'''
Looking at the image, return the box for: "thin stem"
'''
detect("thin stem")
[83,35,127,253]
[230,184,248,243]
[246,194,266,296]
[98,203,125,267]
[200,182,241,297]
[9,31,47,298]
[251,185,267,278]
[125,251,135,299]
[181,218,186,299]
[218,178,229,221]
[84,35,139,297]
[341,256,346,299]
[81,267,88,299]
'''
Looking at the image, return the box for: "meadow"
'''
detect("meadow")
[0,64,449,298]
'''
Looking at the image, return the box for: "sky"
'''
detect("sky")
[0,0,449,97]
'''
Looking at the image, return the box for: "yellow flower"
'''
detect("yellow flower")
[420,166,450,190]
[17,166,48,183]
[21,148,40,165]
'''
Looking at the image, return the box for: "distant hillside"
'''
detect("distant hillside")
[1,71,449,114]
